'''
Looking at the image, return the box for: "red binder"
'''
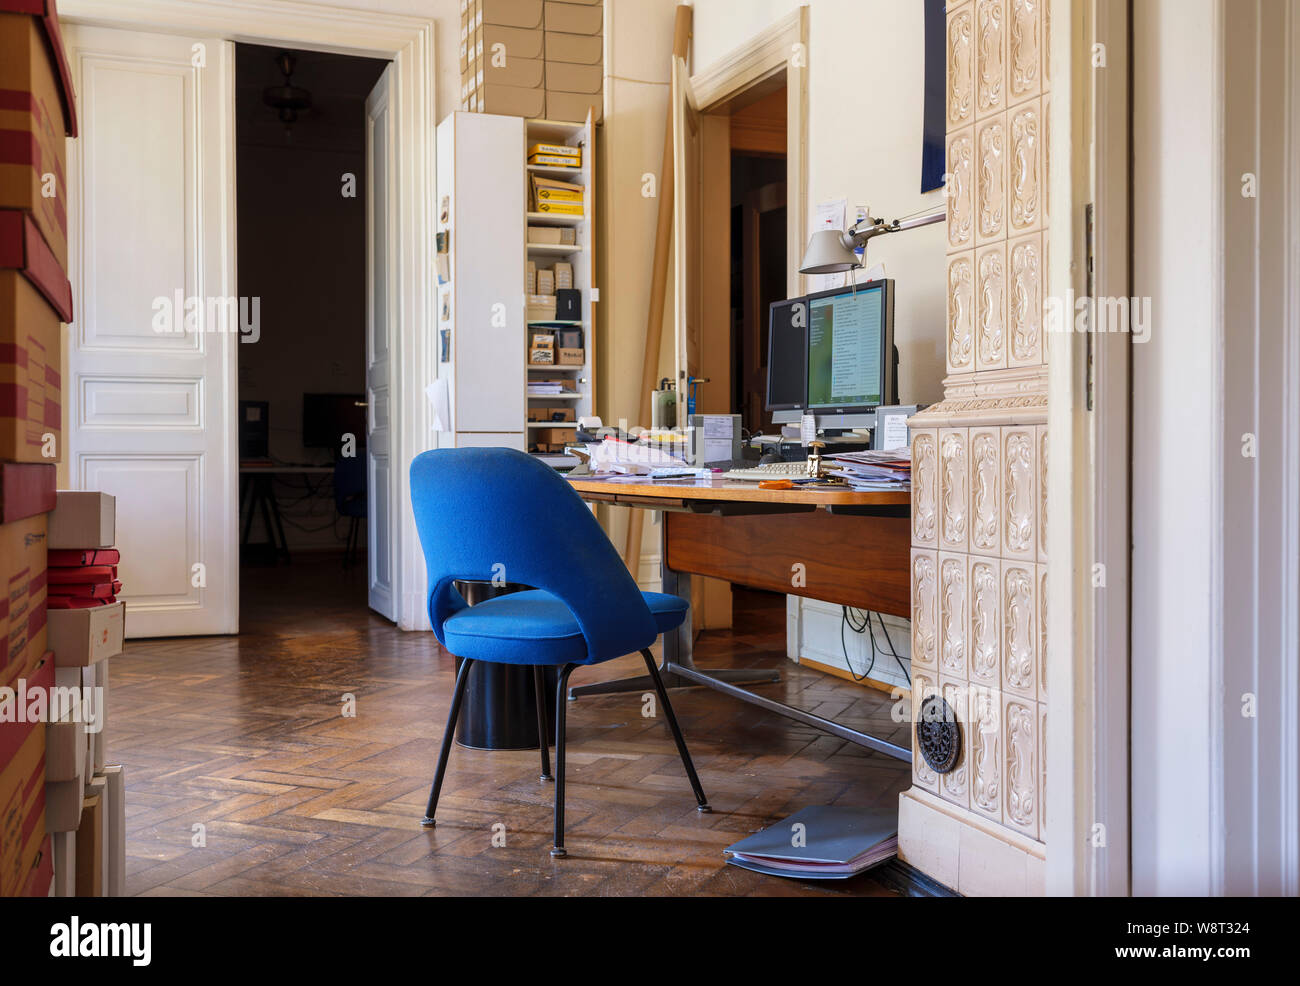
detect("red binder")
[48,565,116,585]
[48,548,119,567]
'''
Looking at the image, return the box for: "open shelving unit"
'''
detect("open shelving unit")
[433,110,597,463]
[523,114,596,464]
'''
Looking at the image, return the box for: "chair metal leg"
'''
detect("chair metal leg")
[422,658,474,827]
[641,648,711,812]
[534,665,552,781]
[551,663,579,857]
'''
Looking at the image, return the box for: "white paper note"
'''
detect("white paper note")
[426,379,451,432]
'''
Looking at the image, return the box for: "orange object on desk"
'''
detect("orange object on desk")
[757,479,794,490]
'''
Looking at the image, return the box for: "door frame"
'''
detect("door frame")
[1046,0,1133,895]
[60,0,437,631]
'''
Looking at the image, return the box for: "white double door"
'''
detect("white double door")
[63,24,396,635]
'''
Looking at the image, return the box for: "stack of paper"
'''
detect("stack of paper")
[724,805,898,880]
[825,447,911,490]
[526,381,568,396]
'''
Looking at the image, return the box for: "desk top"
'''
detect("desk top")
[568,475,910,507]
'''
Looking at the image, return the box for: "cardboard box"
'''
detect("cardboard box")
[1,211,67,465]
[534,186,582,204]
[481,53,543,89]
[47,600,124,667]
[0,650,50,896]
[0,3,79,272]
[44,708,84,783]
[86,659,106,772]
[476,82,545,118]
[74,787,102,897]
[528,142,580,158]
[531,426,575,445]
[526,293,557,322]
[0,462,55,524]
[554,261,573,290]
[43,775,80,833]
[48,490,115,549]
[483,23,543,61]
[481,0,543,29]
[545,30,602,65]
[546,61,601,95]
[533,199,584,216]
[544,0,602,36]
[546,89,603,124]
[525,259,536,294]
[536,268,555,295]
[557,347,585,366]
[0,513,48,676]
[528,405,574,423]
[101,764,124,897]
[527,224,563,244]
[528,152,580,168]
[51,828,73,896]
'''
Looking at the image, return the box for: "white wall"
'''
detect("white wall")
[1130,0,1221,896]
[692,0,947,405]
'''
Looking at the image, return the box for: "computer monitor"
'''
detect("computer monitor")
[805,279,894,415]
[303,393,367,451]
[765,298,809,411]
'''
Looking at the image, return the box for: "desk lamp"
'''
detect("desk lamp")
[799,208,947,276]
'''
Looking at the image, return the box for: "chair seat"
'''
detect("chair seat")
[442,589,688,666]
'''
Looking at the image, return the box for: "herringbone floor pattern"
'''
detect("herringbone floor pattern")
[111,558,910,896]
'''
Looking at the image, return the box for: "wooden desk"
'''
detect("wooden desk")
[568,475,912,761]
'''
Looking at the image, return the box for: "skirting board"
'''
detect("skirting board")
[898,788,1046,897]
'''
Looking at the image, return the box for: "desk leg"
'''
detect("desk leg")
[568,513,781,701]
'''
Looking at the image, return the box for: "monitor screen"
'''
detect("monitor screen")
[303,393,367,450]
[805,282,891,412]
[765,298,809,410]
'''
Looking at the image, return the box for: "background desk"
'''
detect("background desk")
[569,476,912,761]
[239,464,334,562]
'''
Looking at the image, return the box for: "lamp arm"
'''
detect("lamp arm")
[844,208,946,249]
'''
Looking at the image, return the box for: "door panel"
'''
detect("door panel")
[65,25,237,637]
[365,67,396,621]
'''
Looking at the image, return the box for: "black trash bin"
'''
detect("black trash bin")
[452,581,558,750]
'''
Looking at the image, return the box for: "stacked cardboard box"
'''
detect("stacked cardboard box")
[543,1,603,124]
[460,0,603,124]
[0,0,76,899]
[45,491,126,897]
[460,0,546,117]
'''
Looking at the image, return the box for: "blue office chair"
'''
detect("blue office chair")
[334,456,367,568]
[410,447,710,857]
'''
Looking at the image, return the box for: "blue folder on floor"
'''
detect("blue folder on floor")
[724,805,898,880]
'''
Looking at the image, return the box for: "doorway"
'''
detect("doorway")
[60,1,433,638]
[234,44,388,624]
[728,86,788,435]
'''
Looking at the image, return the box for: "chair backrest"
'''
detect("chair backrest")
[409,447,659,662]
[334,456,367,515]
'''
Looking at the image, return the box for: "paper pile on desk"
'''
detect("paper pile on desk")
[824,448,911,490]
[586,437,689,476]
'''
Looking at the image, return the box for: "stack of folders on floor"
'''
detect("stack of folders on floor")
[824,448,912,491]
[724,805,898,880]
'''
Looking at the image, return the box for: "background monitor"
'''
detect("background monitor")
[303,393,367,451]
[765,297,809,410]
[804,279,894,414]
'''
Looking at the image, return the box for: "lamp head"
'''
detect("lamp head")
[799,228,863,274]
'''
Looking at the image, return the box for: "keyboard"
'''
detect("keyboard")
[721,460,813,482]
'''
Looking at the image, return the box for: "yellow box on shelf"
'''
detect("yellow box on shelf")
[534,200,584,216]
[528,142,580,159]
[535,186,582,203]
[528,152,581,168]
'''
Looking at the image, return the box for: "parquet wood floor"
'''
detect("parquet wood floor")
[111,557,911,896]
